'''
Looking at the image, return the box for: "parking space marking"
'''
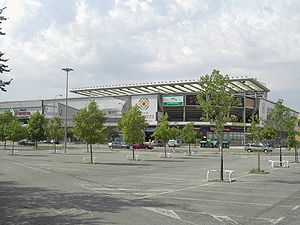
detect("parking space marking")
[292,205,300,210]
[12,162,50,174]
[213,215,238,224]
[155,196,296,208]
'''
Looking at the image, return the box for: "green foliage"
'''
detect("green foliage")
[152,113,172,145]
[181,122,197,144]
[45,117,64,143]
[104,127,119,142]
[261,122,277,141]
[118,106,148,145]
[0,110,16,142]
[0,7,13,91]
[28,112,47,145]
[247,115,262,143]
[72,100,106,145]
[197,70,237,140]
[271,99,297,146]
[5,120,28,142]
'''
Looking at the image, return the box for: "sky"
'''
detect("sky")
[1,0,300,111]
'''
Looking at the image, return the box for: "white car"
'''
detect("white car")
[168,139,180,147]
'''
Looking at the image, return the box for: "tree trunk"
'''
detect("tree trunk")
[12,141,14,155]
[279,134,283,167]
[132,147,135,160]
[219,140,223,181]
[257,154,261,171]
[164,143,167,158]
[35,140,38,149]
[295,147,298,163]
[90,144,93,164]
[4,140,6,150]
[188,143,191,155]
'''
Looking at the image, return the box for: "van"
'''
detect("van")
[168,139,180,147]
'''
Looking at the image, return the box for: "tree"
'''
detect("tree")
[247,115,263,172]
[73,100,106,163]
[270,99,297,166]
[104,127,119,142]
[0,8,12,92]
[28,112,46,148]
[197,70,237,181]
[261,122,277,145]
[181,122,197,155]
[118,106,148,160]
[286,117,299,163]
[0,110,16,149]
[45,117,64,154]
[153,113,173,158]
[5,120,28,155]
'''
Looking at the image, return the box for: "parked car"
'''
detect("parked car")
[151,140,163,147]
[43,140,60,144]
[168,139,180,147]
[245,143,273,153]
[18,139,36,146]
[110,141,131,149]
[132,143,153,149]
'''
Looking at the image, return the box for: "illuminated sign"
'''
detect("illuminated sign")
[162,95,183,106]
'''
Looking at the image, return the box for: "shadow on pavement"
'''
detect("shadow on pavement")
[0,180,173,225]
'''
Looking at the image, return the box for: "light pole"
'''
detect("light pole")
[53,94,63,118]
[62,67,73,154]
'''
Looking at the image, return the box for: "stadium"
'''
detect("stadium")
[0,77,298,145]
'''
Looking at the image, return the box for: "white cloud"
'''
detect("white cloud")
[1,0,300,111]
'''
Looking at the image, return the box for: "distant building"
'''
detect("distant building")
[0,77,298,145]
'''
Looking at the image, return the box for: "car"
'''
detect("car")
[18,139,36,146]
[168,139,180,147]
[151,140,163,147]
[110,141,131,149]
[132,143,153,149]
[245,143,273,153]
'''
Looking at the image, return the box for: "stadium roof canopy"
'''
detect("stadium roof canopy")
[70,77,269,98]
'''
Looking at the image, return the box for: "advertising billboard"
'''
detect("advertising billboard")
[132,95,157,123]
[162,94,184,106]
[185,95,198,105]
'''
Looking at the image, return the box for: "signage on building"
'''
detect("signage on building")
[162,94,184,106]
[132,95,157,123]
[186,95,198,105]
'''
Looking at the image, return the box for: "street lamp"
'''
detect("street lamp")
[53,94,63,118]
[62,67,73,154]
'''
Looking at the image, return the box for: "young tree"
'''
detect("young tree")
[0,110,16,149]
[261,122,277,146]
[0,8,12,92]
[247,115,263,172]
[45,117,64,153]
[181,122,197,155]
[28,112,47,148]
[197,70,237,181]
[271,99,297,166]
[5,120,28,155]
[118,106,148,160]
[73,100,106,163]
[153,113,173,158]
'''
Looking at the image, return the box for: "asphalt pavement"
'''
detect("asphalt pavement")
[0,145,300,225]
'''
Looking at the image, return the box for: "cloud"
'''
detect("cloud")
[1,0,300,111]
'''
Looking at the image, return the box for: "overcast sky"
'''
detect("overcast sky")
[1,0,300,111]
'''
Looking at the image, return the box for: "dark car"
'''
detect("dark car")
[110,141,131,149]
[18,139,36,146]
[132,143,153,149]
[245,143,273,153]
[150,140,163,147]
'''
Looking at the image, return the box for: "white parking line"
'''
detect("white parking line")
[292,205,300,210]
[155,196,296,208]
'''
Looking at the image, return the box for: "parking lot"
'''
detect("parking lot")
[1,145,300,225]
